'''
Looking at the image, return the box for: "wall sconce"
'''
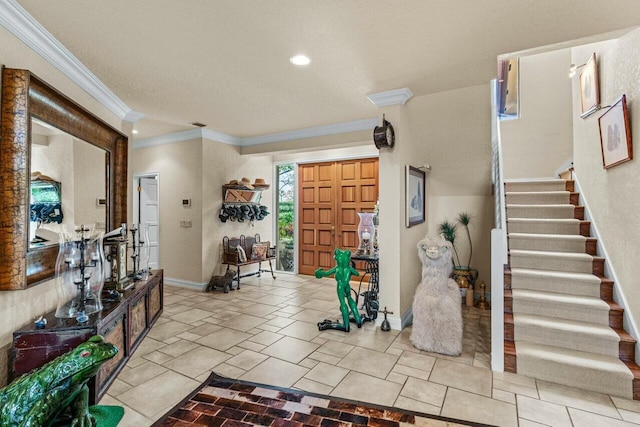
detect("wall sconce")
[568,62,586,78]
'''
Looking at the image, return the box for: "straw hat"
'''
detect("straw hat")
[240,177,254,189]
[30,171,55,182]
[253,178,270,189]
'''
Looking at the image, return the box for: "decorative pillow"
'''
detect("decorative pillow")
[251,241,270,259]
[236,245,247,263]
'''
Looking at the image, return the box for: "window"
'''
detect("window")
[276,164,294,272]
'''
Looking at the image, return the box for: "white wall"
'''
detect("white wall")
[501,49,574,179]
[571,29,640,335]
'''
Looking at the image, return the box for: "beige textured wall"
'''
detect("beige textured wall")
[74,140,107,228]
[408,85,493,303]
[131,139,204,283]
[501,49,574,179]
[376,106,418,322]
[571,30,640,331]
[131,137,274,284]
[0,26,127,387]
[201,138,274,282]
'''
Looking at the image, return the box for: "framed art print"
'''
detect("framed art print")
[405,165,425,227]
[598,94,632,169]
[580,53,600,118]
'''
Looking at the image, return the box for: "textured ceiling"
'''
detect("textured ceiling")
[17,0,640,140]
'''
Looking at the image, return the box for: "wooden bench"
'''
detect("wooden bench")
[222,234,276,289]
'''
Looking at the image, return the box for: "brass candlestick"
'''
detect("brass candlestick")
[475,281,491,310]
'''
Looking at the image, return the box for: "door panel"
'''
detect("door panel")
[298,158,378,275]
[139,176,160,270]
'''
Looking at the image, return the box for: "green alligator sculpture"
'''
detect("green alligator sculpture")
[0,335,118,427]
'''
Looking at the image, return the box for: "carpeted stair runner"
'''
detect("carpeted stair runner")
[505,178,635,399]
[510,268,601,297]
[516,341,633,398]
[508,233,587,253]
[510,249,593,274]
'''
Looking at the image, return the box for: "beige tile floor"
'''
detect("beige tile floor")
[102,274,640,426]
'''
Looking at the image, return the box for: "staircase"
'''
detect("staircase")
[503,178,640,399]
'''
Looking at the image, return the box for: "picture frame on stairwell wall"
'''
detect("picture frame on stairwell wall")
[598,94,632,169]
[406,165,425,227]
[580,52,600,118]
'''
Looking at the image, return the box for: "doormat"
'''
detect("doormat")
[152,372,494,426]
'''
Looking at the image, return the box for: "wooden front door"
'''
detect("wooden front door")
[298,158,378,275]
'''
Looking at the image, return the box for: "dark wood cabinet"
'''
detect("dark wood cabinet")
[11,270,163,404]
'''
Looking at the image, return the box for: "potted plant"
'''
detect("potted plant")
[438,212,478,289]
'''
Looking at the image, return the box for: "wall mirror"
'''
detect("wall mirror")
[0,68,128,290]
[29,118,107,250]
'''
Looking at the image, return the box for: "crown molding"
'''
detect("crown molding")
[0,0,138,121]
[239,118,378,146]
[123,110,145,123]
[133,118,378,149]
[202,129,241,145]
[366,87,414,107]
[134,129,204,149]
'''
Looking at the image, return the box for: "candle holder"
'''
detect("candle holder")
[355,212,376,256]
[55,224,105,323]
[128,224,151,281]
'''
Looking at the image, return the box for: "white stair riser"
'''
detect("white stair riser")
[509,236,585,253]
[517,352,632,398]
[508,221,580,235]
[514,323,619,357]
[507,205,575,219]
[510,274,600,298]
[513,299,610,325]
[505,181,567,193]
[506,192,570,205]
[510,254,592,274]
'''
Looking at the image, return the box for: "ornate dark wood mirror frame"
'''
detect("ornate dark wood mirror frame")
[0,68,128,290]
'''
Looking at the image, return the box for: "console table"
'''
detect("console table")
[11,269,163,404]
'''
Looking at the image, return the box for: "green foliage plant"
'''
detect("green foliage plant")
[438,212,474,269]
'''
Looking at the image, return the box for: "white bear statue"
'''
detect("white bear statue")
[410,234,463,356]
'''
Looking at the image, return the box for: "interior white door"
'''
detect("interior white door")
[138,176,159,270]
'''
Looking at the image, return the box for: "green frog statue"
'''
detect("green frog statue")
[315,249,362,332]
[0,335,118,427]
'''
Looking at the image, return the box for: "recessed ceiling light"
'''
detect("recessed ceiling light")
[132,129,138,135]
[290,55,310,66]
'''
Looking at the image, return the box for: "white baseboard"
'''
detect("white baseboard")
[401,307,413,329]
[165,277,206,291]
[573,174,640,365]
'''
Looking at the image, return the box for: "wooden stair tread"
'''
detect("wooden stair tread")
[615,328,636,343]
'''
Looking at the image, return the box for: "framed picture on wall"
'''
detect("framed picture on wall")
[580,53,600,118]
[598,94,633,169]
[406,165,425,227]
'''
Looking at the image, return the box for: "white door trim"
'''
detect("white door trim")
[133,172,160,268]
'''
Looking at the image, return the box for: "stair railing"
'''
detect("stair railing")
[490,79,507,371]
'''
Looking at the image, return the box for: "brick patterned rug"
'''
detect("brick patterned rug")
[152,372,493,426]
